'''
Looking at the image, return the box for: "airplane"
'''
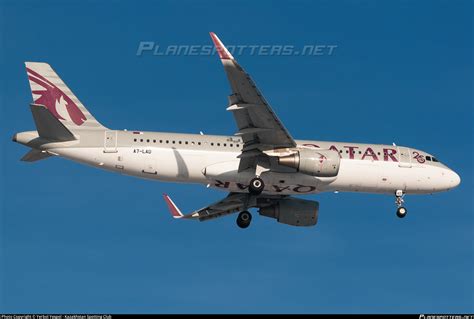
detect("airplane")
[12,32,461,228]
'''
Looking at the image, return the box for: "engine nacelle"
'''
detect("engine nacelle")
[259,198,319,226]
[278,149,340,177]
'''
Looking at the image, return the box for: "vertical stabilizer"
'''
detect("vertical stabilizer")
[25,62,106,131]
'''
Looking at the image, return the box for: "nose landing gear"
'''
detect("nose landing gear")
[395,190,407,218]
[236,211,252,228]
[396,206,407,218]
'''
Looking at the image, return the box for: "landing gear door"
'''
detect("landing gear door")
[397,147,412,168]
[104,131,118,153]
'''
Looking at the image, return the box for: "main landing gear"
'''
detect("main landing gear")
[395,190,408,218]
[237,176,263,228]
[249,177,265,195]
[236,211,252,228]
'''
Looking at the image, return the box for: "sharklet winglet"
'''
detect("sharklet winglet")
[163,194,184,219]
[209,32,234,60]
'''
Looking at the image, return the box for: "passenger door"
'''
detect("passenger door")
[104,131,118,153]
[397,147,412,168]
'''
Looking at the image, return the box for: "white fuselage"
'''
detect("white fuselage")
[16,130,460,196]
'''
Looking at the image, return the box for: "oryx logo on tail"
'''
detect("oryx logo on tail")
[26,67,86,126]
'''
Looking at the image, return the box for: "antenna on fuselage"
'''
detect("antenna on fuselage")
[392,142,397,146]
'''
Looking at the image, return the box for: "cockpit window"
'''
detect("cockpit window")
[432,157,439,162]
[426,156,432,161]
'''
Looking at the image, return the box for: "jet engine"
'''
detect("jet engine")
[259,198,319,226]
[278,149,340,177]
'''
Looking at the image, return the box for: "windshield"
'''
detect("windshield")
[425,155,439,163]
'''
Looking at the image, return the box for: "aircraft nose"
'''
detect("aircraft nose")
[440,168,461,190]
[449,170,461,188]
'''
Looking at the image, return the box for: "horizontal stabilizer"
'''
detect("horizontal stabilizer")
[21,149,52,162]
[30,104,76,141]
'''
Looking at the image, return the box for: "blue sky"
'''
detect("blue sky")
[1,0,472,314]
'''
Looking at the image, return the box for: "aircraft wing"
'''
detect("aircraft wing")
[163,192,250,222]
[210,33,297,170]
